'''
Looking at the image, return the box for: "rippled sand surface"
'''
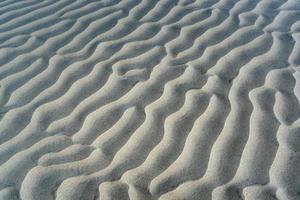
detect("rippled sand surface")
[0,0,300,199]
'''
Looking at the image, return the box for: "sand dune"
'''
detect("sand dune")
[0,0,299,199]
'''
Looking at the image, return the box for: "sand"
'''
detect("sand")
[0,0,299,199]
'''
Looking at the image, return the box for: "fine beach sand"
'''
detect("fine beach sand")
[0,0,300,199]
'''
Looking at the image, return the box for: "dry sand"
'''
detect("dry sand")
[0,0,300,199]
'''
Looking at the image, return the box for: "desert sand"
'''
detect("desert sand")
[0,0,300,199]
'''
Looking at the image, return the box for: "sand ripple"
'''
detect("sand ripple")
[0,0,300,199]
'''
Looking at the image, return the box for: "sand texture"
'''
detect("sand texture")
[0,0,300,199]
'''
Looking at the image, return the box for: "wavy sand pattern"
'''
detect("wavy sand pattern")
[0,0,300,199]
